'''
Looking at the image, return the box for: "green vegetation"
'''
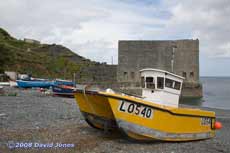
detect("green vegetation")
[0,27,97,79]
[0,43,11,73]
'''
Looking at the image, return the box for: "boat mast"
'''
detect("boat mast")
[171,42,177,73]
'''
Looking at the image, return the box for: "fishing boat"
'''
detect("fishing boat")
[53,79,74,86]
[16,80,53,88]
[74,68,222,141]
[16,78,74,88]
[52,85,75,97]
[74,85,117,130]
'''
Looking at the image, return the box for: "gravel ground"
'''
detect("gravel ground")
[0,87,229,153]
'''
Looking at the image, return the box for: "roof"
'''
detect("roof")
[139,68,185,80]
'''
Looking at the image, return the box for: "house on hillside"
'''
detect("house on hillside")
[24,38,40,44]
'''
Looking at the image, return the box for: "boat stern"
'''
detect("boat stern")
[74,89,117,130]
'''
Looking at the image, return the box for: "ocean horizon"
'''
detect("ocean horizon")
[181,76,230,110]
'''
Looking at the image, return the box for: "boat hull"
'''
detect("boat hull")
[74,89,216,141]
[52,85,74,97]
[54,79,74,86]
[16,80,53,88]
[74,90,117,130]
[101,92,216,141]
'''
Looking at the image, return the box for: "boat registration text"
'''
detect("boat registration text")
[119,100,153,119]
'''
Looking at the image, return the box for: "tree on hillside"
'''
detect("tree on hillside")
[0,43,10,73]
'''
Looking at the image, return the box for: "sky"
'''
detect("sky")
[0,0,230,76]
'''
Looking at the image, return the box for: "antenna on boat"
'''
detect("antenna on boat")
[171,41,177,73]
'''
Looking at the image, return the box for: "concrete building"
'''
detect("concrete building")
[4,71,18,80]
[24,38,40,44]
[117,39,202,97]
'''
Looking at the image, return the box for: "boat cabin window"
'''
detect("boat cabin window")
[157,77,164,89]
[146,77,155,89]
[165,78,174,88]
[165,78,181,90]
[174,81,181,90]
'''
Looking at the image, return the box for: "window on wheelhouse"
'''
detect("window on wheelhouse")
[165,78,181,91]
[146,77,155,89]
[157,77,164,89]
[165,78,174,88]
[174,81,181,90]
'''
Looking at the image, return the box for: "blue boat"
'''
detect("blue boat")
[17,78,75,89]
[53,79,74,86]
[16,80,53,88]
[52,85,74,97]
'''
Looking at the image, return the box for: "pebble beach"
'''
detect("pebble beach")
[0,87,229,153]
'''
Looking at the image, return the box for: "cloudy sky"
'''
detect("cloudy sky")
[0,0,230,76]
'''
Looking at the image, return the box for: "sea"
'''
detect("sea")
[180,77,230,110]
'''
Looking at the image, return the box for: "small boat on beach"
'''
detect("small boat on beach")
[74,68,222,141]
[51,79,75,97]
[16,78,74,89]
[54,79,74,86]
[52,85,75,97]
[16,80,53,88]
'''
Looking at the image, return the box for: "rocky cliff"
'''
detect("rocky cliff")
[0,27,99,79]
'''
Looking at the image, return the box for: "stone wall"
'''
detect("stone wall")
[75,64,117,85]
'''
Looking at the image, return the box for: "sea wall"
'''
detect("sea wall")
[75,64,117,84]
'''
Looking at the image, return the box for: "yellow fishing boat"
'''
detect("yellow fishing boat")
[74,68,222,141]
[74,86,117,130]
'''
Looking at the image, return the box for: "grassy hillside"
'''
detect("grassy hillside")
[0,27,97,79]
